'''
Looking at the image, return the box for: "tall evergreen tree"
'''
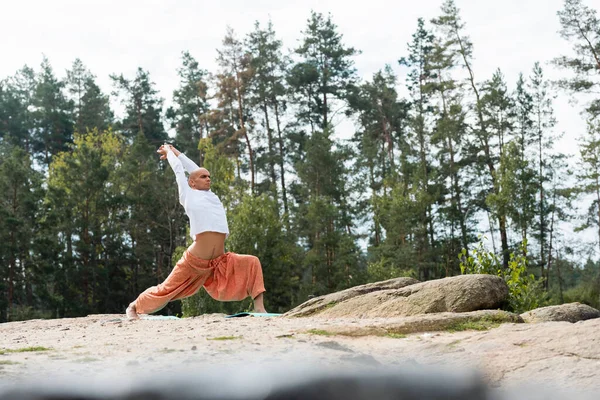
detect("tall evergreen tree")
[246,20,290,206]
[347,66,409,250]
[166,51,211,160]
[554,0,600,117]
[433,0,510,268]
[512,73,537,247]
[32,57,74,168]
[428,19,475,273]
[66,59,113,134]
[399,17,438,279]
[292,129,363,294]
[0,146,43,321]
[110,68,167,145]
[290,11,358,133]
[45,129,121,315]
[0,68,37,153]
[529,62,558,285]
[214,27,256,193]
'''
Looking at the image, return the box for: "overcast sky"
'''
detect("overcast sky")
[2,0,597,252]
[1,0,586,153]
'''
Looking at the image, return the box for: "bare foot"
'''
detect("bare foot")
[253,307,267,314]
[126,303,140,320]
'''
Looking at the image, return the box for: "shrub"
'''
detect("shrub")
[459,239,546,313]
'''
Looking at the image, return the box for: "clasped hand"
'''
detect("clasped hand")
[157,144,171,160]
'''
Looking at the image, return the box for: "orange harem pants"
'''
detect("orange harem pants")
[134,251,266,314]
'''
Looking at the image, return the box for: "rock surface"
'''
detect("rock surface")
[283,277,420,317]
[323,310,523,336]
[520,302,600,323]
[1,312,599,393]
[314,274,508,318]
[2,275,600,397]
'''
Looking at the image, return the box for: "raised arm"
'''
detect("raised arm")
[165,145,200,174]
[164,148,189,205]
[178,153,200,174]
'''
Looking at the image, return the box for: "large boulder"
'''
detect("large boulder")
[314,274,509,318]
[284,277,420,317]
[520,302,600,323]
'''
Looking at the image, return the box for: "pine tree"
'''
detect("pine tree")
[290,11,358,132]
[45,129,121,314]
[0,146,43,321]
[399,17,437,279]
[66,59,113,134]
[292,128,363,294]
[433,0,510,268]
[110,68,167,145]
[347,66,409,250]
[428,18,475,274]
[166,51,211,160]
[554,0,600,117]
[529,62,558,285]
[214,27,255,193]
[32,57,74,168]
[576,119,600,257]
[1,67,37,154]
[245,20,290,206]
[512,73,537,246]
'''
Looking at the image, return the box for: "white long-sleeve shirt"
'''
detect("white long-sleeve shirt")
[166,149,229,239]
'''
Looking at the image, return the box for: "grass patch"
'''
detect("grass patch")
[306,329,334,336]
[276,334,295,339]
[207,336,242,341]
[159,348,178,353]
[386,333,407,339]
[445,320,501,332]
[0,360,19,365]
[0,346,52,355]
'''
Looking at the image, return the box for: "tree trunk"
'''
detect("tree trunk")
[233,66,254,193]
[262,103,278,194]
[453,25,507,266]
[273,102,289,216]
[538,112,546,285]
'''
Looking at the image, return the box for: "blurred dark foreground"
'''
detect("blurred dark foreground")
[0,362,597,400]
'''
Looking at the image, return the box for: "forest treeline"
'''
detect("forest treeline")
[1,0,599,321]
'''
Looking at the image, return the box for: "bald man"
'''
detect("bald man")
[125,144,266,319]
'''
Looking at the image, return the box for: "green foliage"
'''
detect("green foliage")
[167,51,211,158]
[110,68,167,145]
[366,258,414,283]
[198,138,235,207]
[386,333,407,339]
[6,305,52,322]
[306,329,334,336]
[459,239,546,313]
[554,0,600,117]
[0,346,52,354]
[1,8,599,324]
[207,336,242,341]
[445,319,501,332]
[291,11,358,130]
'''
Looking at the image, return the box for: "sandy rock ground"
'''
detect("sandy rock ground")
[1,314,599,396]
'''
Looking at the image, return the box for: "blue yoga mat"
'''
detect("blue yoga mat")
[226,312,282,318]
[140,315,180,320]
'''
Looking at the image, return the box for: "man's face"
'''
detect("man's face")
[189,168,211,191]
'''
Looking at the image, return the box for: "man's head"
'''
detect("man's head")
[188,168,211,191]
